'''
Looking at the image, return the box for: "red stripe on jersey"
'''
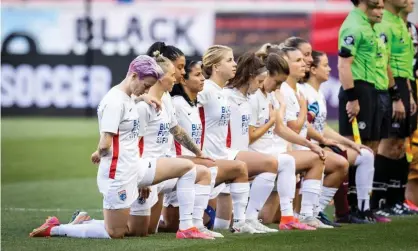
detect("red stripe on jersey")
[199,107,206,151]
[226,122,231,148]
[109,131,120,179]
[175,140,182,156]
[138,137,144,157]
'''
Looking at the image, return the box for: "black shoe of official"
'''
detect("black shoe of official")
[357,210,377,223]
[389,203,415,216]
[335,212,370,224]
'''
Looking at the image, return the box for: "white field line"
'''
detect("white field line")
[2,208,103,213]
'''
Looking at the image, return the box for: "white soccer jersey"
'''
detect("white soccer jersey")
[248,89,276,155]
[162,92,176,157]
[299,83,327,136]
[280,82,308,151]
[268,92,290,154]
[172,95,202,156]
[137,99,178,159]
[97,87,141,182]
[223,88,251,151]
[197,79,231,159]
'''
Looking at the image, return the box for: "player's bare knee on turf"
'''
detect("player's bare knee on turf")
[106,227,126,239]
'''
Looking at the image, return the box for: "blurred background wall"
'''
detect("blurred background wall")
[2,0,417,118]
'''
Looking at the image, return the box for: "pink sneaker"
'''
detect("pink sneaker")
[405,200,418,212]
[176,227,215,239]
[29,216,60,237]
[279,217,316,231]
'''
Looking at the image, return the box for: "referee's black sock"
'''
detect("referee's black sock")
[348,165,358,211]
[371,155,391,210]
[386,156,409,207]
[393,156,409,205]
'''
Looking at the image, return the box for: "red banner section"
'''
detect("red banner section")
[310,12,348,54]
[215,12,311,55]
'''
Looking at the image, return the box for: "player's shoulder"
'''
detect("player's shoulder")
[171,95,188,108]
[222,87,234,95]
[98,88,126,111]
[280,82,293,93]
[298,83,315,94]
[136,100,155,114]
[203,79,217,91]
[249,90,261,102]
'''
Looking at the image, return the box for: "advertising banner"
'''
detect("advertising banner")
[1,4,214,115]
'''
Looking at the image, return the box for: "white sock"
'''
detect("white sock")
[355,149,374,211]
[192,184,211,229]
[82,219,103,225]
[230,183,250,223]
[317,186,338,213]
[300,179,321,218]
[245,172,276,220]
[177,167,197,230]
[50,221,110,239]
[276,154,296,217]
[213,217,230,229]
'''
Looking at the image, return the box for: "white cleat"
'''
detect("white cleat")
[199,227,224,238]
[231,221,265,234]
[314,218,333,229]
[299,216,320,229]
[246,219,278,233]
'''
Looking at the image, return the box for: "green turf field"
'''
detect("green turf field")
[2,118,418,251]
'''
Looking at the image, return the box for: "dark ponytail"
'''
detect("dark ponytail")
[146,42,184,62]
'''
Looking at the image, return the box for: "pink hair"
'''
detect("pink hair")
[128,55,164,80]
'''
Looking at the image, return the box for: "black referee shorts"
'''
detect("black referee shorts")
[390,77,411,139]
[339,80,380,141]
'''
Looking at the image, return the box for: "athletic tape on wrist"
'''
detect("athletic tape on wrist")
[389,84,401,101]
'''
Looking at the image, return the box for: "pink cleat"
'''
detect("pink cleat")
[176,227,215,239]
[29,216,60,237]
[279,217,316,231]
[405,200,418,212]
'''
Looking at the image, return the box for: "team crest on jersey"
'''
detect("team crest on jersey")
[380,33,387,44]
[344,35,355,46]
[118,190,127,201]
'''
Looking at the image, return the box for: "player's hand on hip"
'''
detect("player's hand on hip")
[346,100,360,122]
[392,99,406,121]
[91,151,101,164]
